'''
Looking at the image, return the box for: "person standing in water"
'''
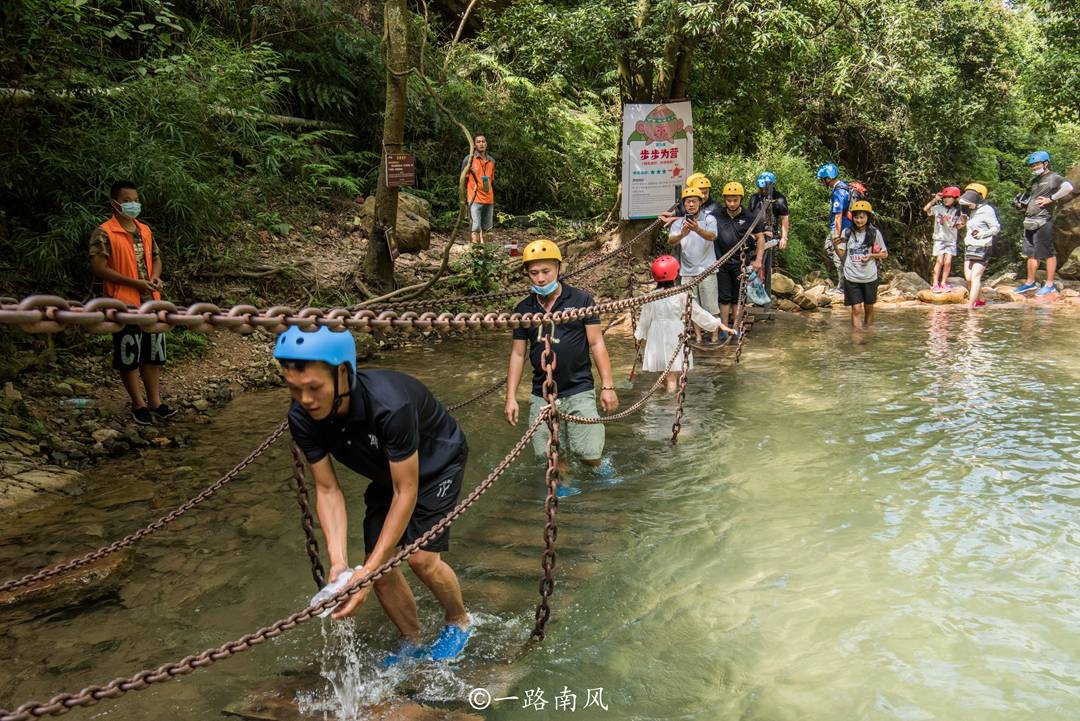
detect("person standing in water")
[276,326,473,663]
[836,200,888,330]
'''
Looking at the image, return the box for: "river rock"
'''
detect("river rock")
[917,287,968,304]
[776,299,801,313]
[3,382,21,401]
[0,548,133,609]
[91,427,121,445]
[53,382,74,396]
[1062,288,1079,298]
[192,398,210,412]
[355,193,432,255]
[1059,246,1080,280]
[802,285,834,307]
[792,291,819,311]
[1053,161,1080,261]
[988,270,1018,287]
[0,462,84,510]
[980,288,1012,302]
[771,272,796,297]
[885,271,930,297]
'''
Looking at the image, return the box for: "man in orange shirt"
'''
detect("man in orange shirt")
[89,180,176,425]
[461,134,495,245]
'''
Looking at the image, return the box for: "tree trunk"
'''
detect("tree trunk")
[366,0,409,289]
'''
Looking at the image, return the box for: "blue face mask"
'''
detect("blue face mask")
[532,280,559,297]
[118,201,141,218]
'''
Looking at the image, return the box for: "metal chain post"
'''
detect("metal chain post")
[670,294,694,444]
[531,329,561,641]
[290,442,326,589]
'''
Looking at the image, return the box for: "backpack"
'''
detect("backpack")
[846,180,867,203]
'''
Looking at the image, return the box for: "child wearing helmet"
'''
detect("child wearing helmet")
[635,256,736,391]
[836,200,888,330]
[274,326,474,662]
[923,186,964,292]
[667,186,721,333]
[505,239,620,483]
[1013,150,1074,297]
[958,187,1000,309]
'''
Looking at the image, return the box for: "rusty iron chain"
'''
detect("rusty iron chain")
[446,377,506,411]
[290,442,326,590]
[670,293,694,444]
[0,213,758,339]
[735,244,751,363]
[531,331,561,641]
[0,412,548,721]
[0,422,288,596]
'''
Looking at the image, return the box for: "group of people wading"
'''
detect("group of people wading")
[82,150,1072,667]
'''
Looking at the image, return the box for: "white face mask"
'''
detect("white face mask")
[1031,165,1046,176]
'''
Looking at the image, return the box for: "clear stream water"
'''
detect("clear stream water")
[1,306,1078,721]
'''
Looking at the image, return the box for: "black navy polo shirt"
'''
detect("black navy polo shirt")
[714,207,758,269]
[288,370,467,491]
[512,283,600,398]
[748,190,790,230]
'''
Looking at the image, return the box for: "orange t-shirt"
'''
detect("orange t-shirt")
[462,154,495,205]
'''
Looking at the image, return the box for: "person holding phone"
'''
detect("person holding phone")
[668,186,719,341]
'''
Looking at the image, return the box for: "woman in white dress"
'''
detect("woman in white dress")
[634,255,737,392]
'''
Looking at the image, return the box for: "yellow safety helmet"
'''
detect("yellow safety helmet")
[964,182,988,200]
[681,186,705,201]
[721,181,744,197]
[521,239,563,266]
[850,200,873,213]
[686,175,712,190]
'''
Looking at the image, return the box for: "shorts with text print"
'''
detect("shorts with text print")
[362,448,467,554]
[112,325,167,372]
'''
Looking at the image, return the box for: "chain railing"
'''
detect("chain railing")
[0,412,548,721]
[0,422,288,596]
[290,442,326,590]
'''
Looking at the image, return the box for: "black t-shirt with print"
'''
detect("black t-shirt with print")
[748,190,789,232]
[512,283,600,398]
[288,369,467,491]
[713,208,759,269]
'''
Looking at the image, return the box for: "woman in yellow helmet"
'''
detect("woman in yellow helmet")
[504,240,620,493]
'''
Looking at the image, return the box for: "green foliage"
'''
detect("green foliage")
[449,243,513,294]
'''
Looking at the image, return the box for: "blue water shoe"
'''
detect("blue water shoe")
[1014,282,1039,294]
[428,622,474,662]
[382,640,426,669]
[556,484,583,498]
[1035,283,1057,297]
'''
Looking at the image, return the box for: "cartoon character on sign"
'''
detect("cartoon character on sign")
[627,104,692,145]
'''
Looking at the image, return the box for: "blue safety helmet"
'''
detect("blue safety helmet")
[274,325,357,373]
[816,163,839,180]
[756,171,777,188]
[1025,150,1050,165]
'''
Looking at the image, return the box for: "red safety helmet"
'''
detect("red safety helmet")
[651,255,680,282]
[941,186,961,198]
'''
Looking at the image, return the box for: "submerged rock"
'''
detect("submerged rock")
[917,287,968,304]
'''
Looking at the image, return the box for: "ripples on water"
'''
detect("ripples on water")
[1,307,1078,721]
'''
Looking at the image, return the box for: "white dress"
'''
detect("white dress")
[634,294,722,372]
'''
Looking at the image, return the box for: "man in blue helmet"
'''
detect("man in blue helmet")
[748,171,790,296]
[1013,150,1074,297]
[817,162,850,294]
[274,326,473,663]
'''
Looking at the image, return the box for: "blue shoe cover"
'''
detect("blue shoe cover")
[556,484,583,498]
[428,623,474,662]
[382,640,426,669]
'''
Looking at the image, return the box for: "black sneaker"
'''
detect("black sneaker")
[150,403,178,420]
[131,407,153,425]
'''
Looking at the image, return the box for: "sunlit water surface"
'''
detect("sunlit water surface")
[1,305,1078,721]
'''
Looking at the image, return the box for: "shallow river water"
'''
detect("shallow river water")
[1,305,1079,721]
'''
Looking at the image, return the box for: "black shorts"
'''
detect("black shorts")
[112,325,167,372]
[965,246,990,264]
[1022,221,1055,260]
[362,450,467,555]
[716,266,741,304]
[843,279,878,306]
